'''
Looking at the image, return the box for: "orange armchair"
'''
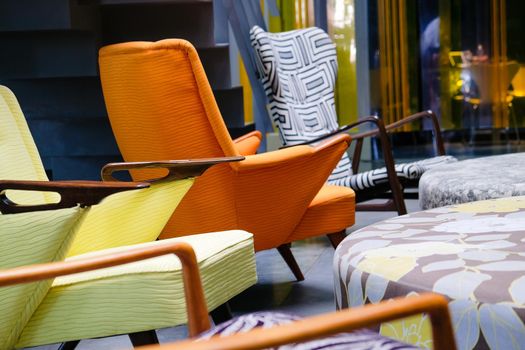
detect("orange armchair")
[99,39,355,280]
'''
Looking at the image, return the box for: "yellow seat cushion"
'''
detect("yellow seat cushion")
[16,230,256,347]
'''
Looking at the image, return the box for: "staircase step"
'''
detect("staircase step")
[0,0,99,32]
[214,86,244,128]
[2,78,106,119]
[198,44,232,89]
[0,32,99,79]
[42,155,124,181]
[101,1,215,46]
[28,117,120,158]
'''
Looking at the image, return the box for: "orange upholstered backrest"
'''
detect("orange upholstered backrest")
[99,40,240,181]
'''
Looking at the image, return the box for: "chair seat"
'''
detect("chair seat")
[198,311,417,349]
[332,155,458,191]
[16,231,256,348]
[287,185,355,242]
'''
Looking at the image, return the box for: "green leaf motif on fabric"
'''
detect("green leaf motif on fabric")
[449,299,480,350]
[509,276,525,306]
[433,271,491,299]
[477,261,525,271]
[421,259,465,273]
[480,304,525,350]
[364,274,388,304]
[348,270,364,307]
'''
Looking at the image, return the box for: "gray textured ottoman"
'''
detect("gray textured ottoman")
[419,153,525,209]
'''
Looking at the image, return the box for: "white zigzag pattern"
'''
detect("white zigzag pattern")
[250,26,455,191]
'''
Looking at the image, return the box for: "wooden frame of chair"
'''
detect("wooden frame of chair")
[1,156,246,349]
[285,111,446,216]
[0,240,210,341]
[139,293,456,350]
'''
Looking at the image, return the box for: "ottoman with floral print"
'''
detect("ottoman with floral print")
[334,196,525,350]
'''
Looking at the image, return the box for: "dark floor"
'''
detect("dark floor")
[31,142,522,349]
[31,200,420,350]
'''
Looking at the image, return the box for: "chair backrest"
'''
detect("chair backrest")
[249,26,340,145]
[250,26,353,180]
[0,86,55,204]
[0,206,88,349]
[0,85,195,257]
[99,40,241,182]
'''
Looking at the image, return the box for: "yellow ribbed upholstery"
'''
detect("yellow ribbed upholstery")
[0,85,195,256]
[67,178,194,257]
[1,87,257,347]
[0,207,87,350]
[0,86,55,205]
[17,231,256,347]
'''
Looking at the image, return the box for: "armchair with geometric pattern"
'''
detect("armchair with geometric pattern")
[249,26,457,215]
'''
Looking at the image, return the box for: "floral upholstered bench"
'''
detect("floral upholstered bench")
[334,196,525,350]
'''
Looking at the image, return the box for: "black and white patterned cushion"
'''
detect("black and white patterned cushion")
[197,311,417,349]
[250,26,457,190]
[331,155,458,191]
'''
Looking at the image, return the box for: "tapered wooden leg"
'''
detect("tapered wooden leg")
[327,230,346,249]
[277,244,304,281]
[392,186,407,215]
[58,341,80,350]
[129,330,159,347]
[210,302,233,324]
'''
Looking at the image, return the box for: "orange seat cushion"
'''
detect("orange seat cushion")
[287,185,355,242]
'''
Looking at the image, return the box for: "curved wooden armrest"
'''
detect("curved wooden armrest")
[0,240,210,336]
[279,116,381,148]
[101,156,245,182]
[353,111,445,155]
[140,293,455,350]
[0,180,149,214]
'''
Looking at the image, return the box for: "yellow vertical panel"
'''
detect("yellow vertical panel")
[328,0,358,125]
[378,0,389,125]
[239,55,254,123]
[391,0,401,122]
[398,0,411,130]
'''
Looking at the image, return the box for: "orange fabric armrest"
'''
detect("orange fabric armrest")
[233,130,263,156]
[234,134,350,171]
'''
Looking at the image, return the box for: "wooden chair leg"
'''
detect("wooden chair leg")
[391,185,407,215]
[129,330,159,347]
[210,302,233,325]
[327,230,346,248]
[277,244,304,281]
[58,341,80,350]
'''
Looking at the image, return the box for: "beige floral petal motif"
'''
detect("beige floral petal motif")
[357,256,417,282]
[450,197,525,214]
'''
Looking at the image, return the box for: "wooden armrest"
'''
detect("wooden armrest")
[139,293,455,350]
[0,241,210,336]
[353,111,445,155]
[279,116,380,148]
[0,180,149,214]
[101,156,245,182]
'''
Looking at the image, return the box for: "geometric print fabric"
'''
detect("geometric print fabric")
[250,26,457,190]
[250,25,351,182]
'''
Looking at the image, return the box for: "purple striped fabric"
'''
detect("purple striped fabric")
[198,311,418,349]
